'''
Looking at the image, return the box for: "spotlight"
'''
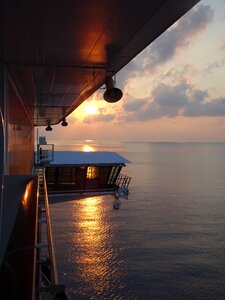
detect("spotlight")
[61,118,68,127]
[103,76,123,103]
[45,124,52,131]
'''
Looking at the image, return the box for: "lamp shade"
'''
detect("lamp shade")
[103,76,123,103]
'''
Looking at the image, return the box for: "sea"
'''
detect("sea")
[50,141,225,300]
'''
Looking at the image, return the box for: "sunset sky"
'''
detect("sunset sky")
[40,0,225,142]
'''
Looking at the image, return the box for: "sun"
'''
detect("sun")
[82,145,95,152]
[70,96,103,121]
[83,104,98,115]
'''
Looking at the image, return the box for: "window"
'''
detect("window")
[99,167,111,185]
[58,167,76,185]
[86,166,99,179]
[108,166,120,184]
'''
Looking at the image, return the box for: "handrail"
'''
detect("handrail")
[0,108,4,266]
[35,166,68,299]
[116,173,132,189]
[32,175,39,300]
[42,172,58,285]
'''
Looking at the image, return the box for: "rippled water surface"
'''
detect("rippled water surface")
[50,142,225,299]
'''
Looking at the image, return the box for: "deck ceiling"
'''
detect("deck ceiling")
[3,0,199,126]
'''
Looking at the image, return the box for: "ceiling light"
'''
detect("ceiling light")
[103,76,123,103]
[45,124,53,131]
[61,118,68,127]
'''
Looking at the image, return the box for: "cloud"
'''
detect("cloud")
[142,4,213,70]
[121,82,189,121]
[152,83,189,107]
[203,59,225,75]
[98,107,107,114]
[117,60,139,89]
[83,113,115,123]
[185,97,225,117]
[123,96,146,112]
[116,4,213,96]
[191,89,208,103]
[120,81,225,122]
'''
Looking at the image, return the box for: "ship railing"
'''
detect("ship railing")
[0,108,4,255]
[114,173,132,201]
[115,173,132,190]
[34,166,68,299]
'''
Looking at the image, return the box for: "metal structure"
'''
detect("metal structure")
[3,0,200,127]
[35,167,68,299]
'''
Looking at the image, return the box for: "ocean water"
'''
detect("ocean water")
[50,141,225,300]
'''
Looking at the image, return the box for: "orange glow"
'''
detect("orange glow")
[70,95,106,121]
[83,103,98,115]
[86,166,99,179]
[82,145,95,152]
[22,181,32,208]
[73,196,122,293]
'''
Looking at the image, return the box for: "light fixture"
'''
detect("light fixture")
[45,124,52,131]
[61,118,68,127]
[103,76,123,103]
[113,199,121,210]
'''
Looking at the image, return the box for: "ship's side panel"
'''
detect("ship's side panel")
[6,77,34,175]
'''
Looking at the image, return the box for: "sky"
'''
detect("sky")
[40,0,225,142]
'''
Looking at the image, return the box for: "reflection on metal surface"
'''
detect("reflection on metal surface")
[82,145,95,152]
[22,181,32,208]
[72,196,123,296]
[8,79,34,175]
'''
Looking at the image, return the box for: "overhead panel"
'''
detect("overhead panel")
[4,0,200,126]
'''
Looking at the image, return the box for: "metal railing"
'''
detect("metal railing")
[0,108,4,264]
[35,166,68,299]
[115,173,132,190]
[42,171,58,286]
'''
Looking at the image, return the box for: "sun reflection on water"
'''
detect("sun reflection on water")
[71,196,124,297]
